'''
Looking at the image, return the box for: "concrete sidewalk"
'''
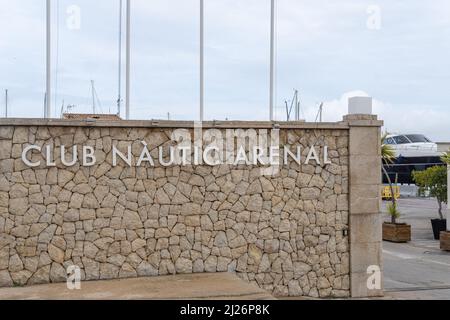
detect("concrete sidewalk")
[0,273,275,300]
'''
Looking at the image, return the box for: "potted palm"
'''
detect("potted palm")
[413,165,448,240]
[381,134,411,242]
[440,151,450,250]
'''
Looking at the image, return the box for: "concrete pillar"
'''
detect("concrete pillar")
[344,107,384,298]
[348,97,373,115]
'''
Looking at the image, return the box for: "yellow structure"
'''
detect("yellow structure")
[382,185,400,200]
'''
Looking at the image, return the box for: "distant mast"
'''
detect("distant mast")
[319,102,323,122]
[294,90,300,121]
[284,90,300,121]
[90,80,102,114]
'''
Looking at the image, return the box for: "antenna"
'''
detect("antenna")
[66,104,76,113]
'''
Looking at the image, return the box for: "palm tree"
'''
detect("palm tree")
[442,151,450,165]
[381,133,399,224]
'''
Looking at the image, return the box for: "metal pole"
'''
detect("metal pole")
[269,0,275,121]
[46,0,51,118]
[125,0,131,120]
[200,0,204,122]
[117,0,123,116]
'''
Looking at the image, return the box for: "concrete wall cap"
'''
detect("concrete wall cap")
[0,118,351,130]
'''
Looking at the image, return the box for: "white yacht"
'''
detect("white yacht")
[384,134,441,158]
[383,134,443,184]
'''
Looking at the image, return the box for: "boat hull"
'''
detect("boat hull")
[383,156,444,184]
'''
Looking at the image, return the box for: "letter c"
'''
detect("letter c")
[22,145,41,167]
[203,146,221,166]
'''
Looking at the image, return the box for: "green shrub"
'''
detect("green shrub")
[413,166,448,220]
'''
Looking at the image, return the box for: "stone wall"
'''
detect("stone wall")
[0,118,382,298]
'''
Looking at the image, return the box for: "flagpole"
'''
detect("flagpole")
[46,0,51,118]
[200,0,204,122]
[269,0,275,122]
[117,0,123,116]
[125,0,131,120]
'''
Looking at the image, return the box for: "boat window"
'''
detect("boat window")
[393,135,410,144]
[405,135,432,143]
[385,137,395,145]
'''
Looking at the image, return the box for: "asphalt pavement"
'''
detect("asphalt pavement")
[382,197,450,300]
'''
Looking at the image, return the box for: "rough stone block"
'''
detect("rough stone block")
[349,127,380,157]
[350,213,382,244]
[349,156,382,186]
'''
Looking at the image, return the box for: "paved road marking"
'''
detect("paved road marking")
[384,249,450,267]
[385,285,450,292]
[383,249,416,260]
[419,259,450,267]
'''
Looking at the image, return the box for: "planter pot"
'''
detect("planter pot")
[382,223,411,243]
[441,231,450,251]
[431,219,447,240]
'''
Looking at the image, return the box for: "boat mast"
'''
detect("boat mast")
[294,90,299,121]
[60,100,65,118]
[319,102,323,122]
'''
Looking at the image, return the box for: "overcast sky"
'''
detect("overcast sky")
[1,0,449,141]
